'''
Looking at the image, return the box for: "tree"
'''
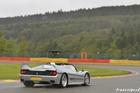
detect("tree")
[5,37,18,56]
[0,36,6,52]
[18,36,28,57]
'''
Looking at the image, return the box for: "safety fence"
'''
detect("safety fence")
[0,56,140,65]
[0,52,140,60]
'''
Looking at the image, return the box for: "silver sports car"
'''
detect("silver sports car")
[20,62,90,88]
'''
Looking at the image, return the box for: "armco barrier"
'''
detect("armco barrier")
[0,56,30,61]
[110,59,140,65]
[68,58,110,63]
[30,58,68,62]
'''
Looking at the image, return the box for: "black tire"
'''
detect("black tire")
[59,73,68,88]
[82,73,90,86]
[23,81,34,87]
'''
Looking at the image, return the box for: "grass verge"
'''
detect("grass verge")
[76,66,130,77]
[0,64,130,79]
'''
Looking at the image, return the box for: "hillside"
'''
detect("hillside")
[0,4,140,59]
[0,4,140,25]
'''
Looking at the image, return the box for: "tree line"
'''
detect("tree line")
[0,4,140,25]
[0,5,140,59]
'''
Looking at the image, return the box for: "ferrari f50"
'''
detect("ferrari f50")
[20,62,90,88]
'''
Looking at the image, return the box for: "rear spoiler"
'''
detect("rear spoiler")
[20,63,30,69]
[20,62,56,70]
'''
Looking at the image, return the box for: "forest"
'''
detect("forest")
[0,4,140,59]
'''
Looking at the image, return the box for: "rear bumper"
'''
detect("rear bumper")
[20,74,61,84]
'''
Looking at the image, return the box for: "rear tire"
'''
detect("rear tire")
[23,81,34,87]
[59,73,68,88]
[82,73,90,86]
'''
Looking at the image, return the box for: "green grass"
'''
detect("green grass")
[0,64,130,79]
[0,64,21,79]
[76,66,130,77]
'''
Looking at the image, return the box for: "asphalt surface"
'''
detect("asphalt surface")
[0,65,140,93]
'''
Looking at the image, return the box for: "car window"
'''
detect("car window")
[66,65,77,72]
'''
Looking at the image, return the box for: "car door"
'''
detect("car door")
[75,70,85,83]
[66,65,84,84]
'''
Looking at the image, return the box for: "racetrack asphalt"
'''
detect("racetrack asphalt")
[0,64,140,93]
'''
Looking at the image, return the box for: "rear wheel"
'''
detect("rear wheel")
[59,73,68,88]
[23,81,34,87]
[83,73,90,86]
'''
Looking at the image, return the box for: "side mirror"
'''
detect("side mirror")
[82,69,85,72]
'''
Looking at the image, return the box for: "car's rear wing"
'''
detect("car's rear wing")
[20,63,31,69]
[20,62,57,71]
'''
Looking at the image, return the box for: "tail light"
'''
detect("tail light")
[49,71,57,76]
[20,70,26,74]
